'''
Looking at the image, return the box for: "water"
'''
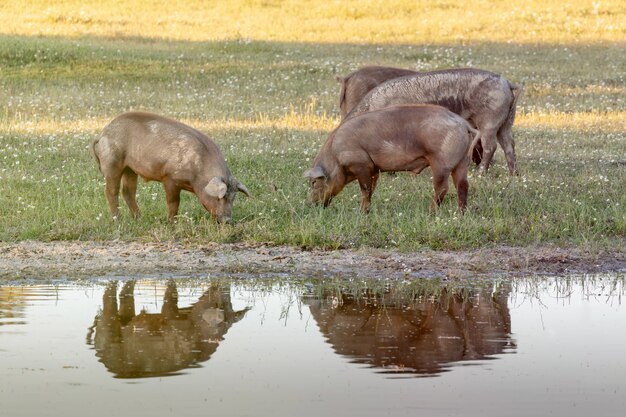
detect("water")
[1,275,625,417]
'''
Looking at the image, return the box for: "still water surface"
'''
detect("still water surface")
[1,275,625,417]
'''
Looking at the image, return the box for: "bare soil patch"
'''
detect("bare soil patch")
[1,241,625,282]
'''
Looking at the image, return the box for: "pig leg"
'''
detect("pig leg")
[472,140,483,165]
[356,172,377,213]
[477,127,499,175]
[121,170,140,218]
[371,173,380,194]
[451,159,470,213]
[162,281,180,320]
[102,281,119,316]
[104,172,122,220]
[497,128,518,175]
[118,281,136,325]
[467,119,483,165]
[430,165,450,210]
[162,180,182,221]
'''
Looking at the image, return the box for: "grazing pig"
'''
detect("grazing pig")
[304,105,481,213]
[336,66,418,119]
[347,68,523,175]
[91,111,250,223]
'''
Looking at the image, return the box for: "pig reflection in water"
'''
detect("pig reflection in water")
[87,281,249,378]
[305,286,515,376]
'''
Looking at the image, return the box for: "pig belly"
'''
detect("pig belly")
[384,158,430,175]
[372,151,430,174]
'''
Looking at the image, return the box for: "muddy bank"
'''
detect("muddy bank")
[1,240,625,282]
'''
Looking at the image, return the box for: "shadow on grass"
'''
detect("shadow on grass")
[2,33,625,83]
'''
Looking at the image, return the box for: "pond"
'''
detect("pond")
[1,274,625,417]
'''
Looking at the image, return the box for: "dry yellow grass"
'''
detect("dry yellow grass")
[3,110,624,137]
[2,0,625,43]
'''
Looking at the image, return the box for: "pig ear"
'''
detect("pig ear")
[205,177,228,199]
[335,75,345,84]
[236,181,250,197]
[303,166,326,179]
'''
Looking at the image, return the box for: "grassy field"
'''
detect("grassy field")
[0,0,624,250]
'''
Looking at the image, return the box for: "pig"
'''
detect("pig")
[91,111,250,223]
[305,284,513,376]
[304,104,481,213]
[337,65,482,164]
[336,66,418,119]
[347,68,523,175]
[88,280,250,378]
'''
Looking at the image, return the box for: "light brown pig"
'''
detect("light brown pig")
[304,105,480,213]
[89,281,250,378]
[91,111,249,223]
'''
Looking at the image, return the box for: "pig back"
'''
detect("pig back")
[333,105,472,171]
[349,68,513,122]
[340,66,419,117]
[99,112,229,181]
[336,105,469,151]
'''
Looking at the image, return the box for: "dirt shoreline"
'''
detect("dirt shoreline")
[1,240,625,282]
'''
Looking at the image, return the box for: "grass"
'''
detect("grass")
[3,0,625,43]
[0,1,624,251]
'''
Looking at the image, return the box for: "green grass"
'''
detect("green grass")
[0,1,625,250]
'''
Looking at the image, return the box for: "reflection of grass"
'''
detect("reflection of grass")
[0,1,625,250]
[300,276,482,305]
[509,273,626,307]
[165,273,626,308]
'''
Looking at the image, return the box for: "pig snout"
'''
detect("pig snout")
[305,167,333,207]
[308,189,332,207]
[204,201,232,224]
[215,198,233,224]
[217,215,233,224]
[206,197,233,224]
[307,186,323,206]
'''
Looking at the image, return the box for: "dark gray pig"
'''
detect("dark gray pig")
[336,66,418,118]
[347,68,523,175]
[91,111,249,223]
[304,105,481,213]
